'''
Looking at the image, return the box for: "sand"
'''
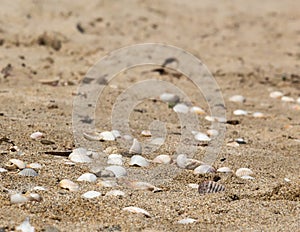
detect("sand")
[0,0,299,231]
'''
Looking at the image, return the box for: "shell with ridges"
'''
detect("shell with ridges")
[18,168,38,177]
[198,181,225,194]
[235,168,254,177]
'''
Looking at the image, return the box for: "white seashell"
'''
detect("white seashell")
[16,217,34,232]
[205,116,226,123]
[59,179,79,191]
[104,146,119,154]
[77,173,97,182]
[233,109,248,116]
[173,103,189,113]
[252,112,265,118]
[123,180,161,192]
[105,166,127,178]
[152,155,171,164]
[226,141,239,147]
[0,167,8,172]
[82,191,101,199]
[64,161,76,166]
[83,131,102,141]
[129,139,142,154]
[30,131,43,139]
[207,129,218,137]
[235,138,246,144]
[229,95,245,103]
[27,163,42,169]
[190,106,205,115]
[217,167,232,173]
[240,175,255,180]
[98,180,118,188]
[26,193,42,202]
[7,159,26,170]
[194,164,215,174]
[159,93,180,104]
[107,154,123,166]
[129,155,149,167]
[19,168,38,177]
[32,186,47,191]
[194,132,211,142]
[270,91,283,99]
[105,190,125,197]
[281,96,295,102]
[178,218,197,224]
[69,148,92,163]
[123,206,151,217]
[100,131,115,141]
[111,130,121,138]
[235,168,254,177]
[10,193,28,204]
[176,154,202,170]
[141,130,152,137]
[150,137,164,145]
[297,97,300,104]
[284,177,291,182]
[187,183,199,189]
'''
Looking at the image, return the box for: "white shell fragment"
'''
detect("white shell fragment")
[194,132,211,142]
[129,139,142,154]
[217,167,232,173]
[105,166,127,178]
[235,168,254,178]
[32,186,47,191]
[77,173,97,182]
[26,193,42,202]
[107,154,123,166]
[10,193,28,204]
[123,180,161,192]
[178,218,197,224]
[176,154,202,170]
[82,191,101,199]
[0,167,7,172]
[106,190,125,197]
[270,91,283,99]
[111,130,121,138]
[205,116,226,123]
[233,109,248,116]
[99,131,115,141]
[188,183,199,189]
[141,130,152,137]
[59,179,79,191]
[240,175,255,180]
[159,93,180,104]
[152,155,172,164]
[252,112,265,118]
[19,168,38,177]
[194,164,215,174]
[16,217,34,232]
[83,131,102,141]
[123,206,151,217]
[129,155,149,167]
[284,178,291,182]
[98,180,118,188]
[173,103,189,113]
[30,131,43,139]
[190,106,205,115]
[229,95,245,103]
[69,148,92,163]
[27,163,42,169]
[150,137,164,145]
[281,96,295,102]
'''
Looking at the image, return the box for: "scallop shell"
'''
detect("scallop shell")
[69,148,92,163]
[217,167,232,173]
[105,190,125,197]
[30,131,43,139]
[10,193,28,204]
[235,168,253,177]
[16,217,34,232]
[107,154,123,166]
[233,109,248,116]
[194,132,211,142]
[129,139,142,154]
[190,106,205,115]
[105,166,127,178]
[159,93,180,104]
[198,181,225,194]
[129,155,149,167]
[123,206,151,217]
[77,173,97,182]
[18,168,38,177]
[141,130,152,137]
[176,154,202,170]
[229,95,245,103]
[99,131,115,141]
[269,91,283,99]
[152,155,171,164]
[194,164,215,174]
[178,218,197,224]
[173,103,189,113]
[59,179,79,191]
[82,191,101,199]
[6,159,26,170]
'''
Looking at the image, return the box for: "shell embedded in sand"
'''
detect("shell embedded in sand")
[217,167,232,173]
[82,191,101,199]
[129,139,142,154]
[5,159,26,170]
[190,106,205,115]
[152,154,171,164]
[229,95,246,103]
[176,154,202,170]
[27,163,42,169]
[111,130,121,138]
[18,168,38,177]
[160,93,180,104]
[59,179,79,191]
[107,154,123,166]
[252,112,265,118]
[207,129,218,137]
[99,131,115,141]
[83,131,102,141]
[105,166,127,178]
[129,155,149,167]
[105,190,125,197]
[281,96,294,102]
[16,217,34,232]
[173,103,189,113]
[141,130,152,137]
[26,193,42,202]
[177,218,197,224]
[69,148,92,163]
[194,164,215,174]
[77,173,97,182]
[30,131,43,139]
[122,206,151,217]
[10,193,29,204]
[198,181,225,194]
[235,168,253,177]
[123,180,161,192]
[194,132,211,142]
[233,109,248,116]
[269,91,283,99]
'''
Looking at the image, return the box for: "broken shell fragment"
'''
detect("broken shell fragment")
[123,206,151,217]
[152,155,171,164]
[129,155,149,167]
[198,181,225,194]
[229,95,245,103]
[99,131,115,141]
[98,180,118,188]
[217,167,232,173]
[159,93,180,104]
[69,148,92,163]
[59,179,79,191]
[176,154,202,170]
[235,168,254,177]
[82,191,101,199]
[0,167,7,172]
[18,168,38,177]
[30,131,43,139]
[107,154,123,166]
[129,139,142,154]
[105,166,127,178]
[26,193,42,202]
[26,163,42,169]
[190,106,205,115]
[111,130,121,138]
[10,193,29,204]
[281,96,294,102]
[173,103,189,114]
[240,175,255,180]
[77,173,97,182]
[252,112,265,118]
[178,218,197,224]
[207,129,218,137]
[194,132,211,142]
[83,132,102,141]
[6,159,26,170]
[123,180,161,192]
[188,183,199,189]
[105,190,125,197]
[194,164,215,174]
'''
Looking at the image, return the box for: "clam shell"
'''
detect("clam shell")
[99,131,115,141]
[233,109,248,116]
[178,218,197,224]
[6,159,26,170]
[194,132,211,142]
[159,93,180,104]
[141,130,152,137]
[281,96,294,102]
[107,154,123,166]
[217,167,232,173]
[77,173,97,182]
[152,155,171,164]
[10,193,28,204]
[123,206,151,217]
[194,164,215,174]
[19,168,38,177]
[198,181,225,194]
[105,166,127,178]
[229,95,245,103]
[129,155,149,167]
[176,154,202,170]
[269,91,283,99]
[235,168,253,177]
[173,103,189,113]
[105,190,125,197]
[82,191,101,199]
[30,131,43,139]
[129,139,142,154]
[16,217,34,232]
[190,106,205,115]
[59,179,79,191]
[69,148,92,163]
